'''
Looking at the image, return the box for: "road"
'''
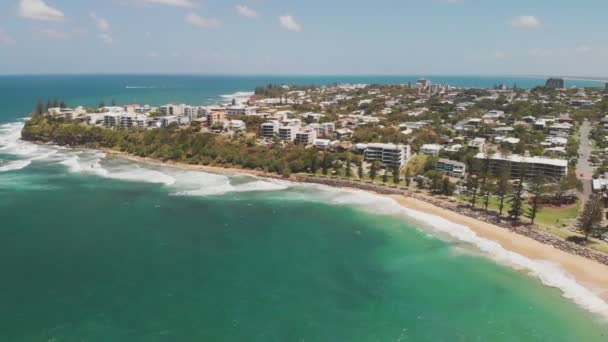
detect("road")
[576,119,594,203]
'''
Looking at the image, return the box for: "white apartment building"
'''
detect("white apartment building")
[119,114,148,129]
[278,126,298,142]
[260,121,280,137]
[160,104,185,116]
[226,105,256,116]
[295,128,317,146]
[474,153,568,180]
[365,143,412,169]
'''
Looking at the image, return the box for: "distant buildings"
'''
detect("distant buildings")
[545,78,565,89]
[365,143,411,169]
[206,111,226,127]
[474,153,567,180]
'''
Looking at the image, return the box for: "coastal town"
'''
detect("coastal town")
[24,78,608,256]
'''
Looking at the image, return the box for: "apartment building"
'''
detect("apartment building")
[436,158,466,177]
[365,143,411,169]
[295,128,317,146]
[473,153,567,180]
[260,121,280,137]
[278,126,298,142]
[206,111,226,127]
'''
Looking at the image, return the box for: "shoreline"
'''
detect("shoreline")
[101,148,608,303]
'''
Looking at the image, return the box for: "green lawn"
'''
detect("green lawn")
[405,154,429,176]
[457,195,580,228]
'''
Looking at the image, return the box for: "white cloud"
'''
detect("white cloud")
[186,12,221,29]
[99,33,113,44]
[19,0,65,21]
[0,29,16,45]
[90,13,110,32]
[236,5,258,18]
[511,15,541,29]
[279,15,301,32]
[147,51,159,58]
[142,0,198,8]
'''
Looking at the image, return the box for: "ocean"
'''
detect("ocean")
[1,75,608,341]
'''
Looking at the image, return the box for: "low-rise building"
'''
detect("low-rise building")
[420,144,443,156]
[206,111,226,127]
[436,158,466,177]
[473,153,567,180]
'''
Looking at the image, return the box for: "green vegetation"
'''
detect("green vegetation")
[22,115,354,177]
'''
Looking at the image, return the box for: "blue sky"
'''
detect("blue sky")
[1,0,607,76]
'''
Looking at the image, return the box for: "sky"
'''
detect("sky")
[0,0,607,76]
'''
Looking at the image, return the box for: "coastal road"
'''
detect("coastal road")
[576,120,594,203]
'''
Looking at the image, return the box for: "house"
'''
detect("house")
[365,143,411,169]
[420,144,443,156]
[313,139,331,150]
[334,128,353,140]
[468,137,486,151]
[229,120,246,131]
[436,158,466,177]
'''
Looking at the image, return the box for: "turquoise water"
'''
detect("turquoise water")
[2,75,608,341]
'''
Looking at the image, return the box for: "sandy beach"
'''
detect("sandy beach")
[103,148,608,303]
[389,195,608,300]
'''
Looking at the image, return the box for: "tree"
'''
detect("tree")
[405,168,411,187]
[111,98,117,106]
[495,170,512,216]
[34,99,45,115]
[554,170,583,204]
[99,101,106,108]
[358,162,364,179]
[481,177,495,212]
[393,165,400,185]
[370,161,379,181]
[465,174,480,208]
[382,168,388,183]
[526,177,546,224]
[322,153,329,175]
[578,194,606,241]
[345,155,352,177]
[231,98,236,106]
[310,153,318,174]
[508,167,526,221]
[59,101,67,109]
[441,177,455,195]
[46,100,52,111]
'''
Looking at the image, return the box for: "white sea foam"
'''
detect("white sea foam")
[0,159,32,172]
[220,91,254,105]
[170,171,289,197]
[308,187,608,318]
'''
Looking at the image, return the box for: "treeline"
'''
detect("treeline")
[21,115,364,178]
[463,155,581,224]
[33,99,69,115]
